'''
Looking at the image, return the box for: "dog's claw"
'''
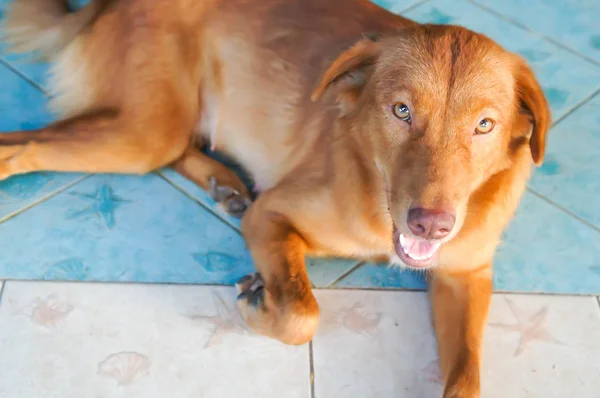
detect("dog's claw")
[225,196,252,217]
[236,273,266,308]
[208,176,252,218]
[236,274,254,287]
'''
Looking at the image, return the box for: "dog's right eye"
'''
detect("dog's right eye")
[475,118,495,135]
[392,103,411,123]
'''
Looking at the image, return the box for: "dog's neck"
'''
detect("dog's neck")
[331,113,391,229]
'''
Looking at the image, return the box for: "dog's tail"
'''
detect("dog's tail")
[0,0,109,60]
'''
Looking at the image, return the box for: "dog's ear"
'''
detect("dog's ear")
[514,59,551,166]
[311,34,382,111]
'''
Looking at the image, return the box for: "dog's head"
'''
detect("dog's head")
[312,25,550,269]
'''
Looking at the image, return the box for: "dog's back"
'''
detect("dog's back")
[195,0,413,190]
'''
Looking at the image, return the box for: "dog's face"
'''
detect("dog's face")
[313,25,550,269]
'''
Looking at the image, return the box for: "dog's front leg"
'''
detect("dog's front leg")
[235,194,319,345]
[430,267,492,398]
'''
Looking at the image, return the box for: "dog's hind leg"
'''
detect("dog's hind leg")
[172,146,252,218]
[0,101,193,180]
[0,0,203,182]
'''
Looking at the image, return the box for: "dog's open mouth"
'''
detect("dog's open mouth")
[393,226,440,268]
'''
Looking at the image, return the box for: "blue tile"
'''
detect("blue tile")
[493,191,600,294]
[530,98,600,228]
[372,0,425,13]
[307,257,361,287]
[404,0,600,120]
[0,59,49,93]
[0,61,52,131]
[159,167,241,231]
[334,263,428,290]
[473,0,600,63]
[0,62,82,219]
[0,173,256,284]
[0,173,86,221]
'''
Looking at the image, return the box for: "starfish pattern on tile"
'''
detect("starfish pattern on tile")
[188,291,246,348]
[68,184,130,228]
[489,298,562,356]
[422,359,444,385]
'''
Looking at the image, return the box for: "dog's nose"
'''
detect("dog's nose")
[407,207,456,239]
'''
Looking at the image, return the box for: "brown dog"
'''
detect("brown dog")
[1,0,549,396]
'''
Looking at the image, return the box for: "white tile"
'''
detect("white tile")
[482,294,600,396]
[0,281,310,398]
[312,290,600,397]
[313,290,442,397]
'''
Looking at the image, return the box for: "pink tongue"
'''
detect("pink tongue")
[401,235,439,259]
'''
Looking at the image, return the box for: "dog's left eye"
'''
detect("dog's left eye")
[392,103,411,123]
[475,118,495,135]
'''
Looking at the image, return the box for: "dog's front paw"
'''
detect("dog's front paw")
[209,176,252,218]
[235,272,319,345]
[235,272,266,306]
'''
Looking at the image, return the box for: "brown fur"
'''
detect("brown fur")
[0,0,550,395]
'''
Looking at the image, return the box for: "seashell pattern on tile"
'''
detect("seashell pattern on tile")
[339,302,384,337]
[320,300,386,339]
[97,351,151,385]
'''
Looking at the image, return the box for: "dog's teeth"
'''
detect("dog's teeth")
[399,233,441,261]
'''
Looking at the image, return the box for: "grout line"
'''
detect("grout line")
[0,174,91,224]
[326,261,365,287]
[319,285,600,296]
[467,0,600,68]
[2,278,598,296]
[309,341,316,398]
[155,171,243,235]
[326,285,427,292]
[549,86,600,128]
[0,57,49,95]
[526,187,600,234]
[398,0,432,14]
[0,281,6,309]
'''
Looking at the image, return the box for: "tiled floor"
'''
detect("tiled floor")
[0,0,599,396]
[0,282,599,397]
